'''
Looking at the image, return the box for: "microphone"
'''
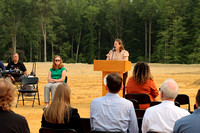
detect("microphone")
[111,46,115,60]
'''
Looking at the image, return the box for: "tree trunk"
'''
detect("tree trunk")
[30,43,32,62]
[75,30,82,63]
[51,41,54,60]
[39,38,41,62]
[145,22,148,62]
[12,33,17,53]
[41,12,47,62]
[71,32,74,58]
[149,19,152,63]
[98,31,101,59]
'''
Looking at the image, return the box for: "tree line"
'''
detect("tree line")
[0,0,199,64]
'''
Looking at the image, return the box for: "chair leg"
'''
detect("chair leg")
[16,92,20,107]
[37,92,40,105]
[22,93,24,106]
[32,93,36,107]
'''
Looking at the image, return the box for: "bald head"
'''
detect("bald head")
[160,79,179,100]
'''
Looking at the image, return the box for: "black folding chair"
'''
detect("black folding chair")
[135,109,146,118]
[16,77,40,107]
[137,118,143,133]
[80,118,91,133]
[175,94,190,112]
[39,127,77,133]
[129,99,140,109]
[125,94,151,107]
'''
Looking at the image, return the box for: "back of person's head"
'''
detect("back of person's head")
[44,83,71,124]
[160,78,179,100]
[0,79,16,111]
[133,62,152,84]
[196,89,200,107]
[106,73,122,93]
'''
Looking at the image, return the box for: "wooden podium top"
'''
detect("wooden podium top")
[93,60,131,72]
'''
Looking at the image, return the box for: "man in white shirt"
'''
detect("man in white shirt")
[90,73,138,133]
[142,78,190,133]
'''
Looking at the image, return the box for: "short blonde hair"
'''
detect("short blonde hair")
[0,79,17,111]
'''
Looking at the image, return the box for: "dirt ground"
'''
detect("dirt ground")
[11,62,200,133]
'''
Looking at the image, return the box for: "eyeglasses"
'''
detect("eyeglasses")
[55,59,61,62]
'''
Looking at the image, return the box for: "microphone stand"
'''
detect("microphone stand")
[111,46,115,60]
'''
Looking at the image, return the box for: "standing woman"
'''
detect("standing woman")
[126,62,159,109]
[44,55,67,108]
[106,39,129,97]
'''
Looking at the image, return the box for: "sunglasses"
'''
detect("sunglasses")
[55,59,61,62]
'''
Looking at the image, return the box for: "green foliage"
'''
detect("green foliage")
[0,0,200,64]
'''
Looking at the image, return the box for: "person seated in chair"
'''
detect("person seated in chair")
[90,73,138,133]
[173,89,200,133]
[42,83,83,133]
[142,79,190,133]
[0,60,5,78]
[0,79,30,132]
[126,62,159,109]
[0,60,5,71]
[44,55,67,108]
[6,53,28,82]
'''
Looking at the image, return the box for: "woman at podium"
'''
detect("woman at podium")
[106,39,129,97]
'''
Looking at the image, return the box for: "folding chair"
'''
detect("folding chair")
[125,94,151,107]
[135,109,146,118]
[39,127,77,133]
[16,77,40,107]
[150,101,161,107]
[175,94,190,112]
[137,118,143,133]
[80,118,91,133]
[129,99,140,109]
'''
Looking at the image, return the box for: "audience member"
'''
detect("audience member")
[0,79,30,133]
[0,60,5,70]
[44,55,67,108]
[90,73,138,133]
[126,62,159,109]
[142,78,190,133]
[6,53,28,82]
[173,89,200,133]
[42,83,83,133]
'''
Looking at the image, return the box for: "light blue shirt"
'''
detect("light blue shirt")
[90,93,138,133]
[173,109,200,133]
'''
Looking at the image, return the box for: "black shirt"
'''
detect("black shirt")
[6,61,27,72]
[0,110,30,133]
[41,107,84,133]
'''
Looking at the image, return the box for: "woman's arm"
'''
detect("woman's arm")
[47,71,53,83]
[52,69,67,83]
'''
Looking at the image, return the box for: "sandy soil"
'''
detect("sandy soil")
[10,62,200,133]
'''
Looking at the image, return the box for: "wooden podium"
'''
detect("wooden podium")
[93,60,132,97]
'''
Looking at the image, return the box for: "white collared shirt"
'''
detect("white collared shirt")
[90,93,138,133]
[142,100,190,133]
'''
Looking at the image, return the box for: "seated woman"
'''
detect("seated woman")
[0,79,30,132]
[126,62,159,109]
[44,55,67,107]
[42,83,83,133]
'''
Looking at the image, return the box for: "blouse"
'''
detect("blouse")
[126,77,159,109]
[106,50,129,61]
[50,67,66,79]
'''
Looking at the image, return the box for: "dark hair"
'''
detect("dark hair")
[133,62,152,84]
[12,53,19,57]
[106,73,122,93]
[196,89,200,107]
